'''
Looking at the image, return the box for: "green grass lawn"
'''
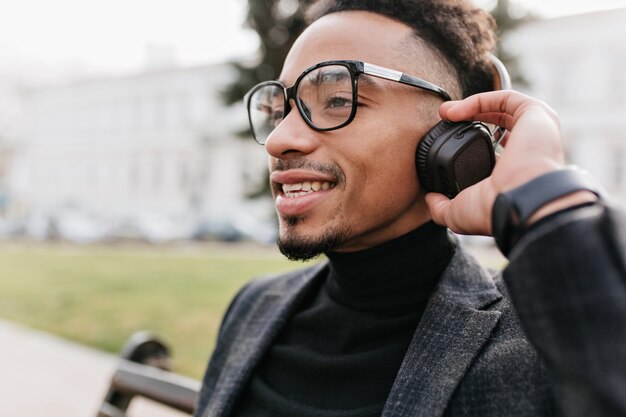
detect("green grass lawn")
[0,241,308,379]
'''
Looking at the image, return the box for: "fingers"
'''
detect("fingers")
[440,90,520,121]
[439,90,556,127]
[467,112,514,130]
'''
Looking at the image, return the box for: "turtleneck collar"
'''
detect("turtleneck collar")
[325,221,456,314]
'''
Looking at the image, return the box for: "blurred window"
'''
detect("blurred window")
[612,146,626,190]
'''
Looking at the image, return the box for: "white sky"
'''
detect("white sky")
[0,0,258,82]
[476,0,626,17]
[0,0,625,83]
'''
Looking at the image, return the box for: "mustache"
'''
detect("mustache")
[273,157,345,183]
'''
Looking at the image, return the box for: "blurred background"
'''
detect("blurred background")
[0,0,625,414]
[1,0,626,243]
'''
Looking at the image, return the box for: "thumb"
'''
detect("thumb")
[425,192,452,228]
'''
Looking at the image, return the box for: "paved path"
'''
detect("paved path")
[0,319,190,417]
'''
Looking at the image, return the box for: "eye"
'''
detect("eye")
[271,109,284,126]
[326,96,352,109]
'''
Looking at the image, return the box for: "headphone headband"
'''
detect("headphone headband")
[487,53,512,91]
[486,53,511,146]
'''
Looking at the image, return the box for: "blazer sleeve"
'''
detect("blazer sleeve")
[194,276,271,416]
[503,204,626,417]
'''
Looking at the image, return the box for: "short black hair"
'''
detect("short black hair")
[306,0,497,98]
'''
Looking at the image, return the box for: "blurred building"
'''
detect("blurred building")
[506,7,626,203]
[3,8,626,242]
[0,143,11,216]
[0,77,20,217]
[5,64,268,241]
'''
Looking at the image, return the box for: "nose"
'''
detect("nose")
[264,103,320,159]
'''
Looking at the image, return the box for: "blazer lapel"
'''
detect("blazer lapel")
[383,247,503,417]
[202,262,328,417]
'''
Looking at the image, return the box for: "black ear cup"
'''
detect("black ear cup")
[416,121,495,198]
[415,121,452,192]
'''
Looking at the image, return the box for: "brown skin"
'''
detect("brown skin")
[267,11,449,252]
[267,10,596,253]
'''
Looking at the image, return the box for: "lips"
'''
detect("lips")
[271,169,338,217]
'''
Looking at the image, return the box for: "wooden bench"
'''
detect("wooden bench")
[97,331,201,417]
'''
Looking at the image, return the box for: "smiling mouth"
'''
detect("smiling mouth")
[281,181,336,198]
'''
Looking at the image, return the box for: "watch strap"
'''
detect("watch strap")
[492,167,603,256]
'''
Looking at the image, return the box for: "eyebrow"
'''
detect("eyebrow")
[278,72,384,91]
[308,68,351,86]
[356,74,385,91]
[277,68,353,88]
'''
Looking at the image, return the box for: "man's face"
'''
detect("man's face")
[267,11,444,259]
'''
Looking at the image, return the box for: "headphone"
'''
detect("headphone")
[415,54,512,198]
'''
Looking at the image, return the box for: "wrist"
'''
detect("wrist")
[491,167,604,256]
[527,190,599,225]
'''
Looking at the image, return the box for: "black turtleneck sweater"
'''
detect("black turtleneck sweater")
[233,222,456,417]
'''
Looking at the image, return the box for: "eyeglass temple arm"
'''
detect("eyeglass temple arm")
[363,58,512,147]
[362,63,452,101]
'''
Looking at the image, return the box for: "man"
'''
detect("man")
[195,1,626,416]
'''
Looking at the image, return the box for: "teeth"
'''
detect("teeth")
[282,181,334,196]
[283,183,302,192]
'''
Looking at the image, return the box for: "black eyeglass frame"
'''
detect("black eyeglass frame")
[245,60,452,145]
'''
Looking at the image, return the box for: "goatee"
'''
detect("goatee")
[277,220,351,261]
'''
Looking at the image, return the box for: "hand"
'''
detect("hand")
[425,90,568,235]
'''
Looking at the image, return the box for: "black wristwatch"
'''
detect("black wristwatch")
[491,167,604,256]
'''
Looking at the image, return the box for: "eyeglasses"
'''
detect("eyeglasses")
[245,60,452,145]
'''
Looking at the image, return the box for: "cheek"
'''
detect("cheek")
[374,148,419,197]
[345,128,421,201]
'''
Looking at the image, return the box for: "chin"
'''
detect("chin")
[276,220,353,262]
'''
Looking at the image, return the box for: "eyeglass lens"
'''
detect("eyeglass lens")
[248,65,353,144]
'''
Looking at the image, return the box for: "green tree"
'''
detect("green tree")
[225,0,533,105]
[489,0,535,86]
[222,0,314,106]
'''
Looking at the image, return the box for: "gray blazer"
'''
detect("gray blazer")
[195,205,626,417]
